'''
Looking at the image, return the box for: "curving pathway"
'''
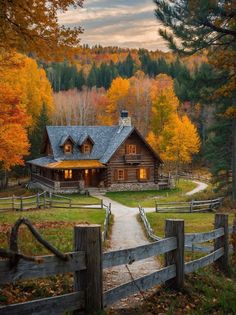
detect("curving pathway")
[94,179,208,309]
[186,180,208,196]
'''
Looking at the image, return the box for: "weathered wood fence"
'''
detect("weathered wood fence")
[102,202,112,242]
[0,192,104,212]
[139,206,235,253]
[0,214,235,314]
[155,197,223,213]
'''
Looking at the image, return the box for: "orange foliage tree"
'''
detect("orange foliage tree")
[0,0,83,61]
[0,52,54,182]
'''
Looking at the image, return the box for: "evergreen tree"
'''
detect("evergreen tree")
[87,63,97,88]
[75,69,85,90]
[29,104,50,159]
[154,0,236,199]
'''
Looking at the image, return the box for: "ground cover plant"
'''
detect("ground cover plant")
[106,262,236,315]
[106,179,197,207]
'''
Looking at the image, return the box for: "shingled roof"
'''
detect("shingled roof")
[28,125,134,167]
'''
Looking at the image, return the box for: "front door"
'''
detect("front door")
[84,169,90,187]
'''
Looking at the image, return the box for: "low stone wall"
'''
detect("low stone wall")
[107,182,160,192]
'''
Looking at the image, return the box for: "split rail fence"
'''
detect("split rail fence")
[0,213,235,314]
[0,192,104,212]
[155,197,223,213]
[139,206,235,253]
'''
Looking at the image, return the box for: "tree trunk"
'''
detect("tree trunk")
[232,119,236,201]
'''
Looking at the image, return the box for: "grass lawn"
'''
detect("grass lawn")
[146,212,235,237]
[0,207,105,256]
[106,179,197,207]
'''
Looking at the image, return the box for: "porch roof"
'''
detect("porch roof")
[27,157,105,169]
[46,160,106,169]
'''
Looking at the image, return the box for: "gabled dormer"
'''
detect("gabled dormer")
[59,135,75,155]
[78,133,94,154]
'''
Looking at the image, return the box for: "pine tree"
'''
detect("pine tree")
[29,104,50,159]
[87,64,97,88]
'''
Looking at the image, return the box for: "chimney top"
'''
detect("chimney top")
[119,110,131,127]
[120,110,128,118]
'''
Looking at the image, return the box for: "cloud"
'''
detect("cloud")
[57,0,168,51]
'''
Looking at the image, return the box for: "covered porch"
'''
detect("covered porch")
[30,160,107,191]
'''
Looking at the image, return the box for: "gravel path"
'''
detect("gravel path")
[186,180,208,196]
[94,194,159,309]
[94,179,208,309]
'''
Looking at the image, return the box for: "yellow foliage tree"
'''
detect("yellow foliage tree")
[151,74,179,134]
[0,52,54,126]
[106,77,130,124]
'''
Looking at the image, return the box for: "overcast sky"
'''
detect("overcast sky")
[58,0,168,51]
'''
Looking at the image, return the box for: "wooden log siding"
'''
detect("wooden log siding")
[103,265,176,307]
[0,251,86,285]
[0,292,84,315]
[103,237,177,269]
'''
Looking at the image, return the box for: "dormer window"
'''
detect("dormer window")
[82,144,91,154]
[64,143,73,154]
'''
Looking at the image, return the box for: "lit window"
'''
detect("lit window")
[85,169,89,175]
[117,169,125,180]
[64,144,72,154]
[139,168,148,180]
[128,145,136,154]
[64,169,72,179]
[83,144,91,154]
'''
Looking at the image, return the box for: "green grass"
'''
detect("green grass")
[146,212,235,237]
[0,207,105,256]
[106,179,197,207]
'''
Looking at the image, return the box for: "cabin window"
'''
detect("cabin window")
[139,168,148,180]
[127,145,136,154]
[64,169,72,179]
[83,144,91,154]
[117,169,125,180]
[64,143,73,154]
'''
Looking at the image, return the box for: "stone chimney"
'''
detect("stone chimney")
[119,110,131,127]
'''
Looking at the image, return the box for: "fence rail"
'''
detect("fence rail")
[155,197,223,213]
[0,214,235,314]
[139,206,234,254]
[0,191,104,211]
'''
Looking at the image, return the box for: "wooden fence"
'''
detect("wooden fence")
[0,214,235,314]
[0,192,104,212]
[139,206,235,253]
[102,203,112,242]
[155,197,224,213]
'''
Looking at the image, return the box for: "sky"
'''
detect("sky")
[58,0,168,51]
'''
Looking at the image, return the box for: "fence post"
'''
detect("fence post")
[43,191,46,208]
[74,224,103,314]
[20,196,23,211]
[155,201,158,212]
[36,192,40,208]
[12,195,15,211]
[49,192,52,207]
[165,219,184,290]
[214,213,229,272]
[101,199,103,209]
[190,200,194,213]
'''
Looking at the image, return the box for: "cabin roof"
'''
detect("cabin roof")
[28,124,163,167]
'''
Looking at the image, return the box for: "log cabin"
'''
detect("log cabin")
[28,111,165,193]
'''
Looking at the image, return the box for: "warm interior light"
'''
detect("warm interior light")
[139,168,147,180]
[64,169,72,179]
[85,169,89,175]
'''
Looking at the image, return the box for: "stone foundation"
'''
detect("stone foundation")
[107,182,160,192]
